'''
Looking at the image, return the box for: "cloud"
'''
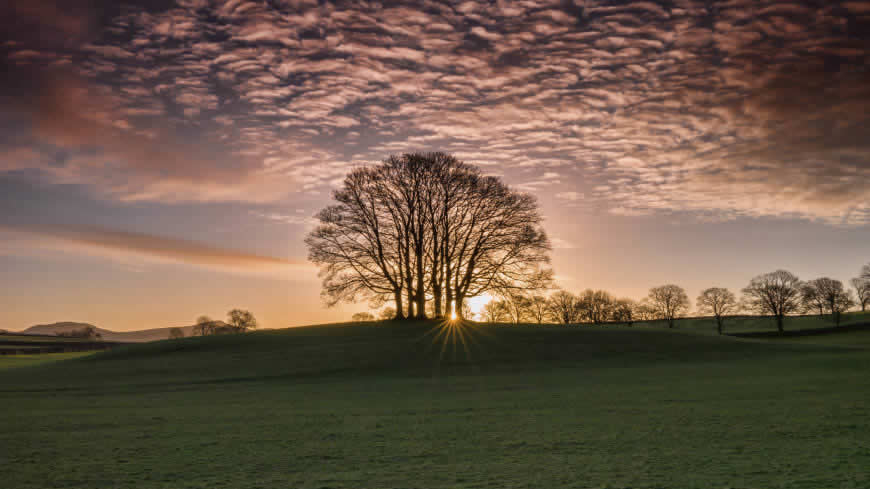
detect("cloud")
[0,0,867,224]
[0,224,313,278]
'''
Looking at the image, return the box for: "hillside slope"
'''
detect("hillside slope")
[3,320,848,390]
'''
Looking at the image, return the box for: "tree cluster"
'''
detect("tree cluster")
[193,309,257,336]
[56,325,102,340]
[308,153,553,320]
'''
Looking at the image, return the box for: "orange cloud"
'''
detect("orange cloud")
[0,224,314,278]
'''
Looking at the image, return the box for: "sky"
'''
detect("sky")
[1,0,869,331]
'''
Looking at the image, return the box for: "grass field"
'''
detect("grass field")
[2,320,870,488]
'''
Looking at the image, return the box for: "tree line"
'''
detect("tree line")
[307,152,552,320]
[312,153,869,331]
[351,266,869,333]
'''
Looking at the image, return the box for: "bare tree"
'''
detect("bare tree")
[810,278,855,326]
[168,327,185,340]
[576,289,614,324]
[611,298,636,326]
[526,295,550,325]
[696,287,738,334]
[351,312,375,322]
[547,291,581,325]
[633,299,657,321]
[306,167,407,319]
[378,307,396,321]
[647,285,690,328]
[742,270,802,333]
[306,153,553,321]
[851,276,870,313]
[194,315,216,336]
[227,309,257,333]
[482,299,510,323]
[801,281,826,316]
[497,292,533,324]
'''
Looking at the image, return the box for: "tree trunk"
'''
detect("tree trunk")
[393,290,405,320]
[716,316,722,335]
[455,294,465,320]
[432,282,443,318]
[776,314,784,333]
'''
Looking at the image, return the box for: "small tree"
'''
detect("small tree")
[482,300,510,323]
[501,292,531,324]
[227,309,257,333]
[611,299,636,326]
[633,299,657,321]
[851,277,869,313]
[168,327,185,340]
[526,295,550,324]
[647,285,690,328]
[801,281,826,316]
[810,278,855,326]
[696,287,738,334]
[351,312,375,322]
[378,307,396,321]
[576,289,614,324]
[194,315,215,336]
[742,270,802,333]
[547,291,581,325]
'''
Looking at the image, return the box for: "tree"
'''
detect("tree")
[851,276,870,313]
[168,327,185,340]
[611,299,636,326]
[499,292,532,324]
[306,153,553,321]
[808,278,855,326]
[194,315,216,336]
[482,299,510,323]
[801,281,826,316]
[378,307,396,321]
[633,299,657,321]
[526,295,550,324]
[576,289,614,324]
[227,309,257,333]
[742,270,802,333]
[647,285,690,328]
[351,312,375,322]
[546,291,581,325]
[696,287,738,334]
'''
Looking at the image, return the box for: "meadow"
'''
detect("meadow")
[2,318,870,488]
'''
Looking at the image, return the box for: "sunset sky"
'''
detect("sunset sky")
[2,0,869,331]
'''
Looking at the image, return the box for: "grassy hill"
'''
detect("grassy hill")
[2,320,869,488]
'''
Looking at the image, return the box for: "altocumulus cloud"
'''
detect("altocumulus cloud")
[1,0,868,223]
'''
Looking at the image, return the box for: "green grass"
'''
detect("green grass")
[2,320,869,488]
[0,351,96,370]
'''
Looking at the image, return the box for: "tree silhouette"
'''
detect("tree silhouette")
[306,153,552,320]
[194,315,215,336]
[742,270,802,333]
[168,327,184,340]
[806,278,855,326]
[351,312,375,322]
[696,287,737,334]
[852,265,870,312]
[547,291,581,325]
[227,309,257,333]
[647,285,690,328]
[577,289,614,324]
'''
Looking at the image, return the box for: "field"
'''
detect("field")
[2,320,870,488]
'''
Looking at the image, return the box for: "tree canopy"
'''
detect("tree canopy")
[306,152,553,320]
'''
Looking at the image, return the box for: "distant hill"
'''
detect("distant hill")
[17,321,222,342]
